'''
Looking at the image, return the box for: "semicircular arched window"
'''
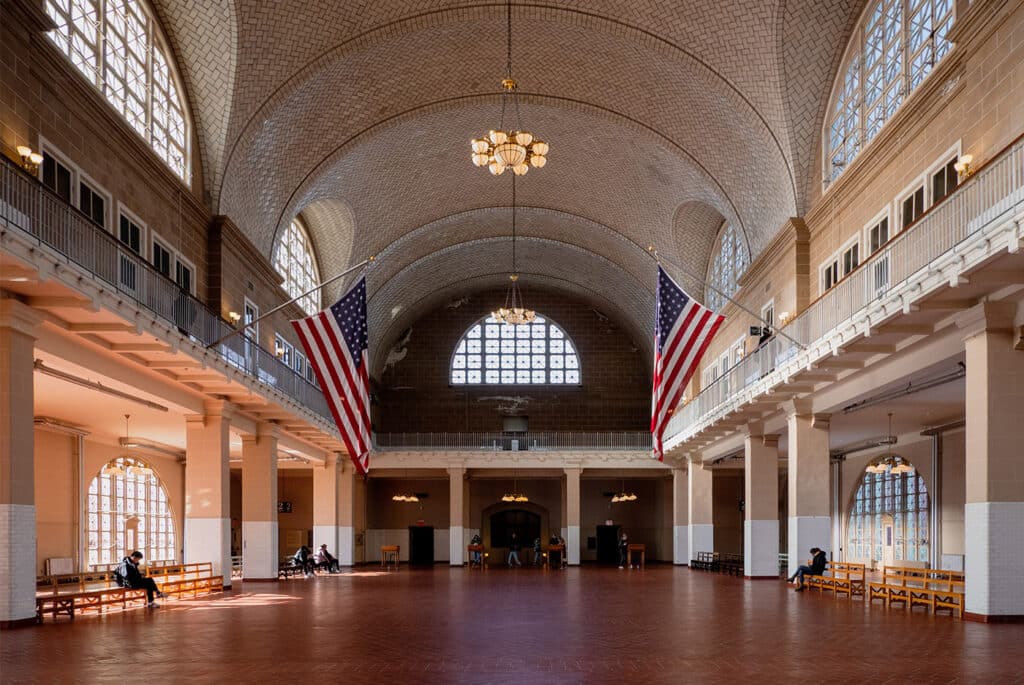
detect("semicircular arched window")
[825,0,955,185]
[450,314,580,385]
[706,223,749,312]
[274,218,321,315]
[86,456,177,568]
[44,0,191,180]
[846,459,930,565]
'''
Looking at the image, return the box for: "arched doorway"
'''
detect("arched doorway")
[846,458,929,569]
[481,501,550,565]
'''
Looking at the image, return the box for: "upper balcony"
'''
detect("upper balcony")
[0,156,333,426]
[664,135,1024,453]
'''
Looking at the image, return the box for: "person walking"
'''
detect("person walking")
[507,532,522,567]
[618,532,629,569]
[116,551,167,608]
[787,547,827,591]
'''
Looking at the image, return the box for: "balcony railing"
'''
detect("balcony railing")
[374,432,652,452]
[667,135,1024,443]
[0,157,332,422]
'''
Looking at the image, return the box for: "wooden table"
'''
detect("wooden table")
[547,544,566,569]
[381,545,400,569]
[627,544,646,568]
[467,545,485,568]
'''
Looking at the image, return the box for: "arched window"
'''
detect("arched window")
[706,223,749,311]
[825,0,955,184]
[44,0,190,180]
[450,314,580,385]
[87,457,176,567]
[846,459,930,565]
[274,219,321,315]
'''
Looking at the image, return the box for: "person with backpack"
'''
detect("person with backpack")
[293,545,315,577]
[787,547,828,591]
[116,551,166,608]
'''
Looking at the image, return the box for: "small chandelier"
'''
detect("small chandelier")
[491,176,535,325]
[392,493,420,503]
[470,0,548,176]
[611,480,638,503]
[501,469,529,503]
[865,413,914,475]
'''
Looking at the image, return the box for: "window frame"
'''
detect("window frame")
[894,173,927,231]
[273,217,322,316]
[924,141,962,206]
[862,207,892,256]
[116,203,147,254]
[705,222,751,312]
[448,314,582,387]
[43,0,192,181]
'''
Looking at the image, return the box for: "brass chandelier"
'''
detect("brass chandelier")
[470,0,549,176]
[491,176,535,325]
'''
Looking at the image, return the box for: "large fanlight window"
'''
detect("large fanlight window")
[45,0,190,180]
[450,314,580,385]
[846,461,930,564]
[86,457,176,567]
[706,223,749,312]
[273,219,321,315]
[825,0,954,184]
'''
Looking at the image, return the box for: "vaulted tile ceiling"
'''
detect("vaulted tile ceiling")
[153,0,862,370]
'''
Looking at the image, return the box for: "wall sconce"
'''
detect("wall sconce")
[778,311,791,325]
[228,311,241,325]
[274,342,286,358]
[16,145,44,174]
[954,154,973,180]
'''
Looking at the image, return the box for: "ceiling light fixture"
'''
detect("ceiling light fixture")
[491,176,535,326]
[865,413,915,476]
[610,479,638,503]
[470,0,548,176]
[501,464,529,503]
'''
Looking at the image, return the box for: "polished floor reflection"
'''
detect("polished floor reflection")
[5,566,1022,683]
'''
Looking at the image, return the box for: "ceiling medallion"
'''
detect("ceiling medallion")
[470,1,548,176]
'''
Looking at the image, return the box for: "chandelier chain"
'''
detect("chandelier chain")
[511,174,517,273]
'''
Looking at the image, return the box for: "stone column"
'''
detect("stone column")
[0,299,41,627]
[786,400,831,577]
[564,467,581,565]
[448,466,466,566]
[313,455,355,566]
[687,458,714,562]
[672,467,689,565]
[744,426,780,578]
[184,401,232,587]
[241,423,278,580]
[957,301,1024,621]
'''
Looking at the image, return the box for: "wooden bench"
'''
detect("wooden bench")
[692,551,718,571]
[718,553,744,576]
[868,566,965,616]
[546,544,566,569]
[804,562,866,598]
[278,561,307,578]
[36,562,224,622]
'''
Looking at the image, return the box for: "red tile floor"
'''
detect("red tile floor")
[4,566,1023,684]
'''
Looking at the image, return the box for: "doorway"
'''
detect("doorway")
[881,514,895,568]
[596,525,621,565]
[408,526,434,566]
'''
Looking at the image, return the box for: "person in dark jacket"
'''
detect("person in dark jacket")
[293,545,316,577]
[787,547,827,590]
[618,532,629,569]
[117,551,166,608]
[507,532,522,567]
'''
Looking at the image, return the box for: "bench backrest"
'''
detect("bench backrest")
[881,565,965,587]
[824,562,866,579]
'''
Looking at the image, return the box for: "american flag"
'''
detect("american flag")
[292,277,371,474]
[651,266,725,460]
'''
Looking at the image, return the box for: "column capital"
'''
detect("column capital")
[955,301,1018,340]
[0,297,43,338]
[446,466,466,479]
[742,421,764,438]
[242,421,281,444]
[563,466,581,477]
[812,413,831,430]
[783,398,814,417]
[762,433,781,448]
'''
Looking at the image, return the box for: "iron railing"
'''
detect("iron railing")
[374,431,652,451]
[666,136,1024,442]
[0,157,332,421]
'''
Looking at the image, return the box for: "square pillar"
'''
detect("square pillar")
[786,400,831,576]
[672,467,689,565]
[957,302,1024,621]
[564,467,581,565]
[448,467,465,566]
[241,423,278,580]
[184,401,232,586]
[744,426,780,578]
[687,458,714,562]
[0,299,41,627]
[313,454,355,566]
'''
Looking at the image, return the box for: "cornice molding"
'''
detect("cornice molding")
[4,0,56,34]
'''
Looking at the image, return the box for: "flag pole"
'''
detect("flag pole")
[648,246,806,351]
[206,256,375,350]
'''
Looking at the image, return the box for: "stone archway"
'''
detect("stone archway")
[480,500,550,564]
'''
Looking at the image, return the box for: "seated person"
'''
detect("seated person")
[315,544,339,573]
[787,547,827,591]
[548,532,562,568]
[293,545,315,577]
[116,551,167,608]
[469,534,483,565]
